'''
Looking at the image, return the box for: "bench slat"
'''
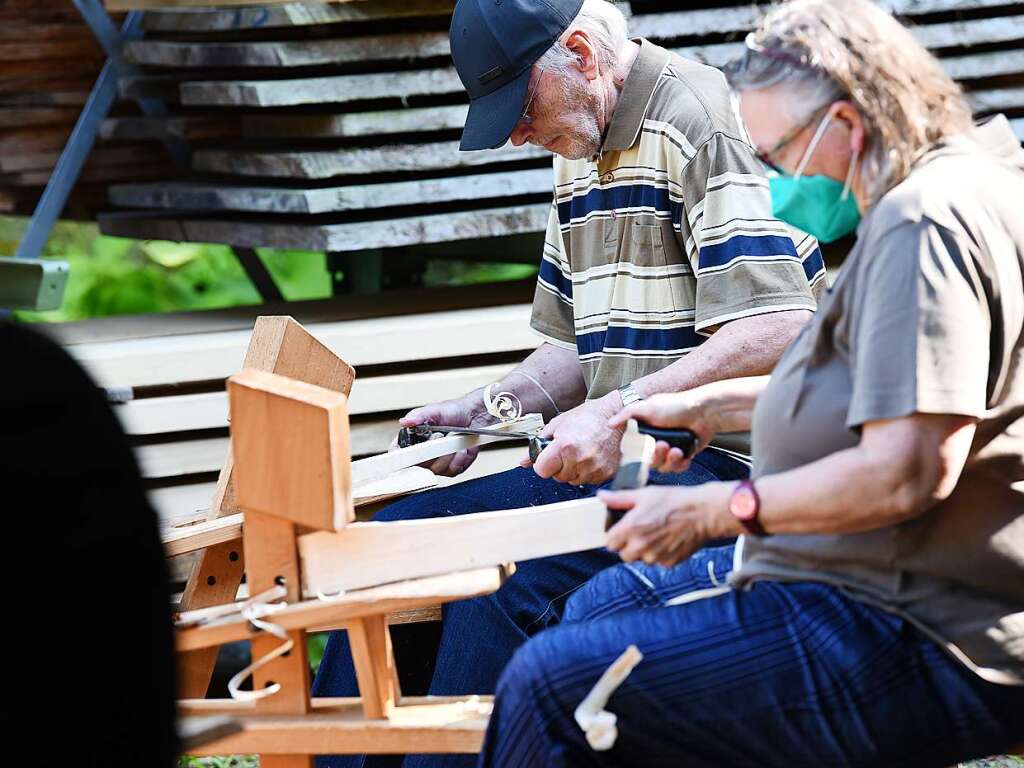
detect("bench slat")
[68,303,535,388]
[117,362,514,435]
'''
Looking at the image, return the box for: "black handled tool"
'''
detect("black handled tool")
[635,424,700,461]
[397,424,551,463]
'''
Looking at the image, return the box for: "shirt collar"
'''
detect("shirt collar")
[600,38,671,154]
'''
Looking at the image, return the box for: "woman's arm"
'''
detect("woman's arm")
[601,412,977,565]
[609,376,771,472]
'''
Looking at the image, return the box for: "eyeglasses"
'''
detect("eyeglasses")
[756,104,829,173]
[518,70,545,126]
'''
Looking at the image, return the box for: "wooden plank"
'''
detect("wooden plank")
[191,140,547,179]
[115,363,513,435]
[943,49,1024,81]
[143,2,454,32]
[98,202,550,252]
[346,614,400,719]
[108,168,551,214]
[108,0,357,8]
[230,369,353,532]
[180,68,463,108]
[242,105,468,139]
[175,567,504,652]
[349,413,543,485]
[968,86,1024,113]
[164,514,243,558]
[67,304,534,389]
[1011,117,1023,142]
[180,696,489,756]
[241,510,311,724]
[100,115,240,142]
[150,482,217,529]
[125,32,451,68]
[299,497,609,595]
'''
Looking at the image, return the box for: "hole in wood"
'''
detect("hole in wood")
[206,576,216,586]
[265,680,277,688]
[229,551,239,562]
[274,575,287,587]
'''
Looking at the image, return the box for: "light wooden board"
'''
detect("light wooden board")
[98,203,550,252]
[108,167,552,214]
[116,363,513,435]
[176,567,504,652]
[164,514,243,558]
[179,696,490,756]
[229,369,354,531]
[298,497,608,595]
[66,303,534,388]
[349,413,543,485]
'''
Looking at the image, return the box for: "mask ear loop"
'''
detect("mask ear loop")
[793,111,834,181]
[841,148,860,201]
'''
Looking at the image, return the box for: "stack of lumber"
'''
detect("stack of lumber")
[99,0,1024,263]
[0,1,177,219]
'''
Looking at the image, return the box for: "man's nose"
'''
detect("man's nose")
[510,121,533,147]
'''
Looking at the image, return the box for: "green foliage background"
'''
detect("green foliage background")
[0,216,537,322]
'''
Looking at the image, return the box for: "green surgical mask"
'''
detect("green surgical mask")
[768,113,861,244]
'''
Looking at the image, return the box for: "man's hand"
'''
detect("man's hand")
[526,396,623,485]
[394,395,492,477]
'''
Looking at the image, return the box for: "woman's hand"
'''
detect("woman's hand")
[608,391,719,473]
[599,483,736,567]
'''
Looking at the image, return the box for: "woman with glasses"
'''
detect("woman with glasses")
[476,1,1024,766]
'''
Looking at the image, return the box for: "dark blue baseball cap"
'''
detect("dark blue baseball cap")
[450,0,585,151]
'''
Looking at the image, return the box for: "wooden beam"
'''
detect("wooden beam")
[299,497,609,595]
[175,567,505,652]
[164,514,243,558]
[98,203,550,252]
[229,368,354,532]
[241,105,468,140]
[142,1,454,32]
[178,696,490,756]
[191,141,547,179]
[347,614,400,719]
[108,168,552,214]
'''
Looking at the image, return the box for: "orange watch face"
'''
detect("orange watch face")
[730,487,758,521]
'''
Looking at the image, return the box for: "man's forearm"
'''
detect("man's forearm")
[633,310,810,399]
[465,342,587,422]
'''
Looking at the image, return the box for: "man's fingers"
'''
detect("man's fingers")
[446,448,479,477]
[607,402,649,428]
[531,442,563,479]
[597,489,638,510]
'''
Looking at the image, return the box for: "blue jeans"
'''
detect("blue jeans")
[480,546,1024,767]
[312,450,749,768]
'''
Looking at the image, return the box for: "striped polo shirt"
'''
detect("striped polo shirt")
[530,39,827,399]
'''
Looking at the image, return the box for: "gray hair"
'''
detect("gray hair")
[724,0,973,204]
[536,0,630,85]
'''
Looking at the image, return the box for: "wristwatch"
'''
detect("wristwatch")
[729,480,767,536]
[617,382,643,408]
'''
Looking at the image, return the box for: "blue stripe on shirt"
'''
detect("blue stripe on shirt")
[557,184,683,227]
[576,325,704,356]
[697,234,799,271]
[802,246,826,283]
[538,256,574,300]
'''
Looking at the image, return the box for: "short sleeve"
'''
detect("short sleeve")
[678,132,826,333]
[847,219,991,428]
[530,200,577,350]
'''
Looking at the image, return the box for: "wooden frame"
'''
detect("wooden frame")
[173,317,611,761]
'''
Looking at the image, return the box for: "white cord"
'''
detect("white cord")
[510,371,561,416]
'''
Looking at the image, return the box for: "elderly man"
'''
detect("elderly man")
[312,1,825,765]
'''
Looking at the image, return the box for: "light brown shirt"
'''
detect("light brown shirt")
[732,116,1024,685]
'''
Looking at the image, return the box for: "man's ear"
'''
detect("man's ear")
[564,29,600,80]
[833,100,866,154]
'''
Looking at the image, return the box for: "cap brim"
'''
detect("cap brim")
[458,67,532,151]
